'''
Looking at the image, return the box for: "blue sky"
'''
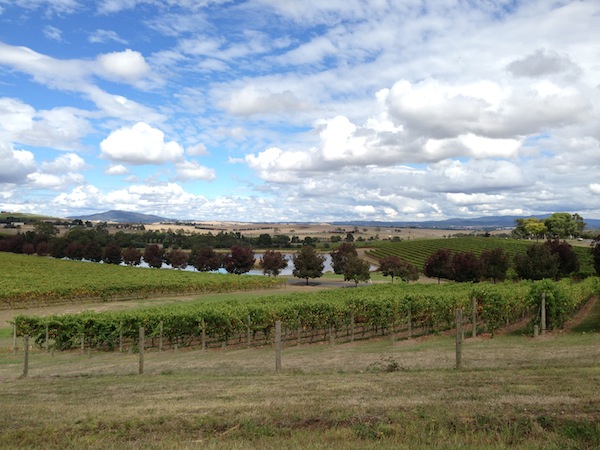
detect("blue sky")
[1,0,599,222]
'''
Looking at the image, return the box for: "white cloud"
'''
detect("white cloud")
[186,143,208,156]
[28,172,84,189]
[99,122,184,164]
[590,184,600,195]
[88,29,128,44]
[41,153,85,173]
[0,142,35,183]
[43,25,63,41]
[95,49,151,84]
[222,85,307,116]
[105,164,129,175]
[175,160,216,181]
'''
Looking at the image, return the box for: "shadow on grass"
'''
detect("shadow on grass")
[571,298,600,333]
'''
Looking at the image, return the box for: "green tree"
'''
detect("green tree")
[513,218,547,240]
[259,250,288,277]
[378,255,419,283]
[330,243,358,274]
[292,245,325,285]
[544,212,583,239]
[343,256,371,286]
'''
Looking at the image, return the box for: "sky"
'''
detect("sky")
[0,0,599,223]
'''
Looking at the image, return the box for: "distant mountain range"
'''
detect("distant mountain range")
[69,210,172,224]
[69,210,600,230]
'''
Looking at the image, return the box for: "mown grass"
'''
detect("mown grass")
[1,331,598,449]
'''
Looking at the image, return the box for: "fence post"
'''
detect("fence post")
[275,320,282,372]
[297,317,302,346]
[13,323,17,356]
[329,326,335,346]
[247,314,252,348]
[455,309,463,369]
[541,292,546,335]
[159,321,163,352]
[21,335,29,378]
[471,296,477,338]
[201,319,206,350]
[350,310,355,343]
[119,321,123,352]
[534,324,539,338]
[407,306,412,339]
[139,327,145,375]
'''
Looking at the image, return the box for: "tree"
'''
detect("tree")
[34,221,58,239]
[544,239,579,278]
[330,243,358,275]
[479,248,509,283]
[423,249,453,283]
[122,246,142,266]
[514,243,559,280]
[102,242,123,265]
[259,250,288,277]
[544,212,582,239]
[83,241,103,262]
[256,233,273,247]
[592,234,600,276]
[167,248,189,270]
[292,245,325,285]
[450,251,480,282]
[378,255,419,283]
[343,256,371,286]
[223,246,255,275]
[144,244,165,268]
[513,218,547,240]
[191,247,222,272]
[64,241,85,260]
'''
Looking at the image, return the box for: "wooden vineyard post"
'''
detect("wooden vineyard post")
[541,292,546,335]
[534,324,539,338]
[455,309,463,370]
[329,326,335,346]
[297,317,302,346]
[21,335,29,379]
[13,323,17,356]
[159,321,163,352]
[471,296,477,338]
[201,319,206,350]
[350,310,355,343]
[119,321,123,353]
[139,327,145,375]
[45,324,49,353]
[247,314,252,348]
[275,320,282,373]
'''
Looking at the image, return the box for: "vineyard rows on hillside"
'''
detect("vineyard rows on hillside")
[15,277,599,352]
[368,237,594,272]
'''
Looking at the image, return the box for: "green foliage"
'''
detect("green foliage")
[14,277,599,351]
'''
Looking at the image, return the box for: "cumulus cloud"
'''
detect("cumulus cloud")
[99,122,184,164]
[507,48,582,79]
[186,143,208,156]
[105,164,129,175]
[174,160,216,181]
[221,85,308,116]
[41,153,85,173]
[0,142,35,183]
[95,49,151,84]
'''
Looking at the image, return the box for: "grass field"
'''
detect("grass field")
[1,316,599,449]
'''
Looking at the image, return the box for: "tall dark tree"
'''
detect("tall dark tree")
[49,237,68,259]
[514,243,559,280]
[544,239,579,278]
[167,248,189,270]
[479,248,509,283]
[379,255,419,283]
[83,241,103,262]
[423,249,453,283]
[144,244,165,269]
[64,241,85,260]
[451,251,480,282]
[343,256,371,286]
[191,247,222,272]
[223,245,255,275]
[103,242,123,265]
[592,234,600,276]
[122,246,142,266]
[259,250,288,277]
[292,245,325,285]
[256,233,273,247]
[330,243,358,275]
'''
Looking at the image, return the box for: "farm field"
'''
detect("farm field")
[1,326,599,449]
[368,237,595,274]
[0,252,286,309]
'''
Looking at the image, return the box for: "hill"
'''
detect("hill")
[68,210,170,224]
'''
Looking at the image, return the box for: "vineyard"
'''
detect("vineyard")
[367,237,594,272]
[0,252,286,308]
[14,277,599,352]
